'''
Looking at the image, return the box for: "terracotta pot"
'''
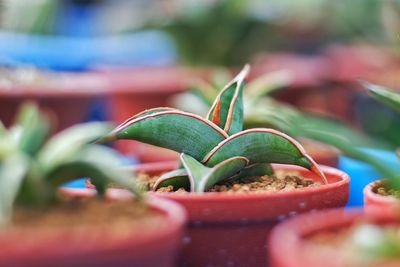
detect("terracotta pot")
[0,72,108,131]
[364,180,400,216]
[269,208,400,267]
[0,189,187,267]
[102,67,200,160]
[128,161,350,267]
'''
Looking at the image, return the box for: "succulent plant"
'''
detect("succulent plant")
[0,103,140,225]
[299,82,400,190]
[172,67,381,150]
[100,65,327,193]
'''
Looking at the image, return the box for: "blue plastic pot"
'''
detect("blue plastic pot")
[0,31,177,71]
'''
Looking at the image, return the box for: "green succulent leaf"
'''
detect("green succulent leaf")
[38,122,114,170]
[0,153,29,225]
[180,153,249,192]
[15,102,52,156]
[245,70,291,103]
[119,107,179,124]
[190,80,219,106]
[207,65,249,135]
[100,110,228,161]
[228,163,273,181]
[203,128,327,183]
[46,145,142,198]
[152,168,190,191]
[363,81,400,112]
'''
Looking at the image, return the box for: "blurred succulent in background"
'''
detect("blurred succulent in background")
[296,82,400,190]
[343,223,400,264]
[170,68,379,150]
[100,65,327,193]
[0,103,140,226]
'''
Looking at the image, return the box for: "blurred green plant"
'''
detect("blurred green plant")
[171,68,380,149]
[100,65,327,193]
[0,102,141,226]
[345,223,400,264]
[296,82,400,190]
[1,0,59,34]
[149,0,395,66]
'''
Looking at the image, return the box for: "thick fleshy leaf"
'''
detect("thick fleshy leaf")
[152,169,190,191]
[180,153,249,192]
[228,163,273,181]
[100,110,228,161]
[207,65,249,135]
[38,122,114,170]
[116,107,178,129]
[203,128,327,183]
[15,102,52,156]
[0,153,29,225]
[363,82,400,112]
[46,145,142,198]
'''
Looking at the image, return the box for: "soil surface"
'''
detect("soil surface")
[3,199,164,241]
[138,169,320,194]
[374,182,400,199]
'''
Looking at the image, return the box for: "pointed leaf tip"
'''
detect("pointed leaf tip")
[363,81,400,112]
[203,128,326,183]
[207,65,250,135]
[304,154,327,184]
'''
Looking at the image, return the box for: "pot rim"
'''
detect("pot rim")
[58,187,188,229]
[364,180,399,205]
[0,189,187,258]
[129,161,349,201]
[268,208,397,267]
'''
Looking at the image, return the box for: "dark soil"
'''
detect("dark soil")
[138,169,320,194]
[374,182,400,199]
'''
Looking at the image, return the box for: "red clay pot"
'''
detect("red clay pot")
[102,67,200,160]
[0,72,108,131]
[364,180,400,216]
[0,189,187,267]
[128,161,350,267]
[324,44,396,84]
[269,208,400,267]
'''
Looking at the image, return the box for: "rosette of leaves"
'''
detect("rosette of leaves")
[100,65,327,193]
[0,103,140,225]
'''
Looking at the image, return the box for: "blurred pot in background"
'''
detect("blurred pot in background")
[269,208,400,267]
[102,67,203,161]
[0,67,108,131]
